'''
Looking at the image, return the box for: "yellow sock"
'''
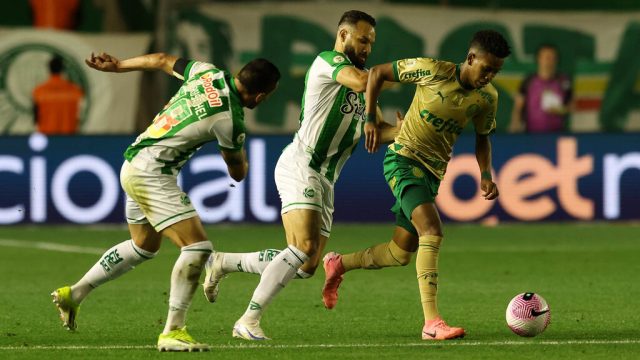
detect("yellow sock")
[341,240,413,272]
[416,235,442,321]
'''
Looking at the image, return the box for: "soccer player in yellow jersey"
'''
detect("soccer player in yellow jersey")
[322,30,511,340]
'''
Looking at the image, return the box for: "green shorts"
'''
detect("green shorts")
[383,148,441,236]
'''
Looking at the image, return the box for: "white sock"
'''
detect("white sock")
[221,249,280,274]
[163,241,213,334]
[71,239,156,304]
[295,269,313,279]
[222,249,311,279]
[240,245,309,322]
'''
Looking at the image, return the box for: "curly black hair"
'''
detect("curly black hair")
[338,10,376,27]
[470,30,511,58]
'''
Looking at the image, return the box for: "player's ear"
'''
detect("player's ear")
[339,27,348,42]
[254,92,266,104]
[466,52,476,66]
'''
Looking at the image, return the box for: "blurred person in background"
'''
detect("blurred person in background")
[30,0,80,30]
[51,51,280,352]
[509,44,573,133]
[32,55,84,135]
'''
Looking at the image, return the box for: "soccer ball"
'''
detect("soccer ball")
[506,292,551,337]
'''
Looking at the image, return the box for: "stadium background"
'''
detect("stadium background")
[0,2,639,359]
[1,0,639,226]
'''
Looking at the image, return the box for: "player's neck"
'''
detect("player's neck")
[233,78,249,107]
[457,63,474,90]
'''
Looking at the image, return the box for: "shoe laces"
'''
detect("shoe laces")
[171,327,196,343]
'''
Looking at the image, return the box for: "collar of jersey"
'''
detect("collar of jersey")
[225,71,241,101]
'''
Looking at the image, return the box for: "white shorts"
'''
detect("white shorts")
[120,161,197,232]
[274,144,334,237]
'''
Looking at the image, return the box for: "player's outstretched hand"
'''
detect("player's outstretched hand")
[481,179,499,200]
[85,52,121,72]
[364,121,379,153]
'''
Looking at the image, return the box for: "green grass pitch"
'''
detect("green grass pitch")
[0,223,639,359]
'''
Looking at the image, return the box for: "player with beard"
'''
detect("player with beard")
[201,10,399,340]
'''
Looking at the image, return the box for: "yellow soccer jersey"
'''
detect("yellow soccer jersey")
[391,57,498,179]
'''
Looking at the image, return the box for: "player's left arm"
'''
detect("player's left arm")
[221,148,249,182]
[474,87,499,200]
[85,52,179,77]
[475,133,498,200]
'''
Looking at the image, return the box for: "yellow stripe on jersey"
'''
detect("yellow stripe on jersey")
[391,57,498,179]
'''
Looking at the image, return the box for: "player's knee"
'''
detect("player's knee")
[295,239,319,258]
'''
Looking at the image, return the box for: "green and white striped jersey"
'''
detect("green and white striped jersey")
[124,60,245,175]
[294,50,366,183]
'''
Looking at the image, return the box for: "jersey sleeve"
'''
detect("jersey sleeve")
[211,114,246,152]
[473,87,498,135]
[317,51,354,81]
[392,57,440,85]
[173,60,216,81]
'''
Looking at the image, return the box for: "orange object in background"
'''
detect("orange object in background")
[33,56,84,135]
[30,0,80,30]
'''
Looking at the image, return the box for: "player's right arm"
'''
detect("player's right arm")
[85,52,179,77]
[335,66,368,93]
[221,148,249,182]
[364,63,396,153]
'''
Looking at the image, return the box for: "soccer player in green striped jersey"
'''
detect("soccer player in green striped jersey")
[51,52,280,351]
[202,10,399,340]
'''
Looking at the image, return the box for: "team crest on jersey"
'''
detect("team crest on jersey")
[333,55,345,64]
[303,187,315,198]
[236,133,246,145]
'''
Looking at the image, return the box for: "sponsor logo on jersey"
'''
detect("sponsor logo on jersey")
[475,89,494,104]
[236,133,246,145]
[419,109,463,135]
[201,72,223,108]
[400,69,431,81]
[340,91,365,120]
[466,104,481,118]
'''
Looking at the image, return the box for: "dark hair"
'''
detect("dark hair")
[470,30,511,59]
[338,10,376,27]
[237,58,281,94]
[49,55,64,74]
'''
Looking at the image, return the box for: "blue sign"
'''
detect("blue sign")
[1,133,639,224]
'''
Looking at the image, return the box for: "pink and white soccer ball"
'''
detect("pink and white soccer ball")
[506,292,551,337]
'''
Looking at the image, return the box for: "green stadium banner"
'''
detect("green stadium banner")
[0,30,151,135]
[166,3,640,134]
